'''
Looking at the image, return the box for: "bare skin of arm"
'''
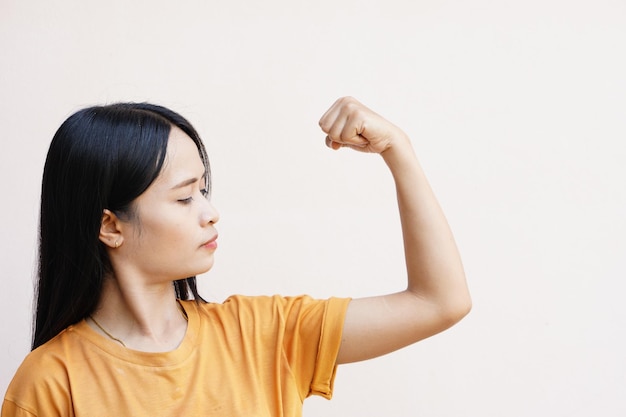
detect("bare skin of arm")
[318,97,472,364]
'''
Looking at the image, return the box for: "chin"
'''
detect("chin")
[192,260,215,276]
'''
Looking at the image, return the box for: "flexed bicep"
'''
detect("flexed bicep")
[319,97,472,365]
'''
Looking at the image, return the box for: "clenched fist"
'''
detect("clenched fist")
[318,97,408,154]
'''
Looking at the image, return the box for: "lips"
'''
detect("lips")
[201,234,218,249]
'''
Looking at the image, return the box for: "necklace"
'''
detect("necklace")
[89,315,126,347]
[89,301,188,348]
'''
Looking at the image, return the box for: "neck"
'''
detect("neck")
[89,277,188,352]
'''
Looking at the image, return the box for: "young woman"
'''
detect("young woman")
[2,97,471,416]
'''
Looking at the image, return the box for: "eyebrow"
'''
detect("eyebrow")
[171,172,207,190]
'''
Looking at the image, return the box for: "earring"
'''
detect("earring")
[114,240,119,249]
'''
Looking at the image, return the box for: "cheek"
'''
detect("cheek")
[130,201,200,257]
[144,222,187,248]
[142,213,195,250]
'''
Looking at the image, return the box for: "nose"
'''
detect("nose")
[201,200,220,225]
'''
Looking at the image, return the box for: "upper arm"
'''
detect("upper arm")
[336,290,470,364]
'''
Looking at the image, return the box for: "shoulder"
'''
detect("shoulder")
[184,295,351,340]
[4,329,78,416]
[10,328,76,382]
[190,294,350,321]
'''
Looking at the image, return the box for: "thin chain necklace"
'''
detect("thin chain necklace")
[89,301,188,348]
[89,315,127,347]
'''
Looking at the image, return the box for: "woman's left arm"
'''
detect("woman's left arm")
[318,97,472,364]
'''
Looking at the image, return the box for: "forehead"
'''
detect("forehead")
[157,126,205,184]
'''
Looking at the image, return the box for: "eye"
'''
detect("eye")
[178,188,208,205]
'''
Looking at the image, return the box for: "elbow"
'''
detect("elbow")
[422,284,471,331]
[406,277,472,334]
[438,271,472,326]
[455,295,472,322]
[441,291,472,327]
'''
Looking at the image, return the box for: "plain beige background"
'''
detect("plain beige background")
[1,0,625,415]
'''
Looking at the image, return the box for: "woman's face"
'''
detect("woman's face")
[115,126,219,284]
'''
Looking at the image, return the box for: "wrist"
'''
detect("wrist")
[381,134,416,165]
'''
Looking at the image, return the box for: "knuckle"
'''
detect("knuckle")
[319,120,330,132]
[341,96,359,108]
[343,99,364,117]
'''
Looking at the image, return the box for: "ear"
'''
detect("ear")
[99,209,124,249]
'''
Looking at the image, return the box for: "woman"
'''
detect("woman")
[2,97,471,416]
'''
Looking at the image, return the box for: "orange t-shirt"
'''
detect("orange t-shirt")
[2,295,350,417]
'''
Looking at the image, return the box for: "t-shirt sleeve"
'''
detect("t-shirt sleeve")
[216,294,351,402]
[1,400,38,417]
[307,297,351,399]
[278,295,351,400]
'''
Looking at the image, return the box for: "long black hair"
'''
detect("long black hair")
[33,103,209,350]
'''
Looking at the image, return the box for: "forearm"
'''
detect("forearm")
[382,137,471,318]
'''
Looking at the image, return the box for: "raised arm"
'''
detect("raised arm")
[318,97,471,364]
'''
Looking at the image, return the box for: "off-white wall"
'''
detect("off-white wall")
[2,0,625,415]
